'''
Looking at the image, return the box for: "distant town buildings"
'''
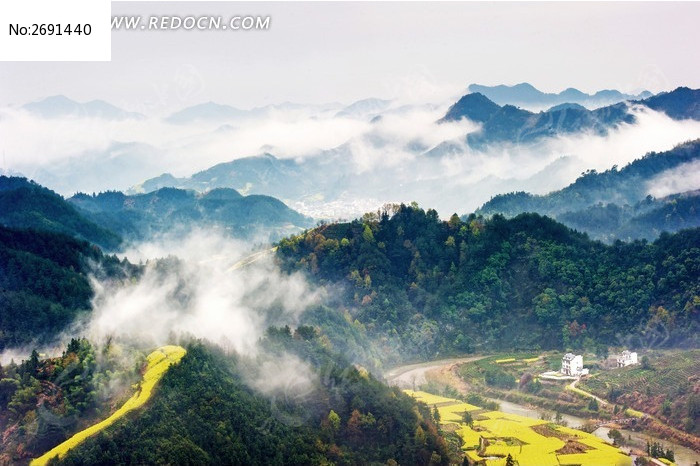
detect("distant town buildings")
[561,353,588,376]
[616,350,638,367]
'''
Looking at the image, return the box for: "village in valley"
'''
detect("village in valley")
[541,350,639,380]
[393,348,699,466]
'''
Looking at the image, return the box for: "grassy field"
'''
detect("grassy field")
[406,390,632,466]
[31,345,186,466]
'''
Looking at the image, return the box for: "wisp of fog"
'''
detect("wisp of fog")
[82,230,319,354]
[2,93,699,218]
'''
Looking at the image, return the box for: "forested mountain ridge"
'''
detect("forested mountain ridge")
[69,186,314,242]
[440,87,700,147]
[0,177,122,250]
[50,337,449,465]
[0,225,450,465]
[0,175,314,249]
[0,226,134,350]
[476,140,700,241]
[556,191,700,242]
[637,86,700,120]
[277,205,699,363]
[130,152,342,204]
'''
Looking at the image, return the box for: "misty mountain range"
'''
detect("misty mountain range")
[9,139,697,250]
[468,82,653,109]
[0,176,312,250]
[439,87,699,148]
[16,83,663,125]
[127,87,700,225]
[2,81,700,466]
[7,85,700,232]
[132,151,349,203]
[69,186,313,243]
[477,140,700,241]
[21,95,145,120]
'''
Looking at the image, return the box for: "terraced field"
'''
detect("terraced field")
[31,345,187,466]
[406,390,632,466]
[580,351,699,401]
[579,350,700,434]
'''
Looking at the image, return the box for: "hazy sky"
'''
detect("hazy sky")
[1,2,699,113]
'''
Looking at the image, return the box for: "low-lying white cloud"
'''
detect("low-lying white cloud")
[647,159,700,198]
[83,230,320,355]
[394,106,700,214]
[2,94,699,217]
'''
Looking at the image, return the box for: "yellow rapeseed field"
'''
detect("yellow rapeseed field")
[31,345,186,466]
[494,358,516,364]
[404,389,632,466]
[404,389,461,405]
[437,402,481,422]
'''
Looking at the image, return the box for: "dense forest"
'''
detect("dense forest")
[0,226,134,350]
[51,334,449,465]
[0,176,313,252]
[556,192,700,242]
[68,187,313,242]
[0,177,122,250]
[277,205,699,364]
[0,339,143,463]
[477,140,700,242]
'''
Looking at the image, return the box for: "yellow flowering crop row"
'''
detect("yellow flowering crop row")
[31,345,186,466]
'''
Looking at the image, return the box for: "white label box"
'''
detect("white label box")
[0,0,110,61]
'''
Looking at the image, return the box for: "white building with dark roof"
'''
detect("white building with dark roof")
[616,350,638,367]
[561,353,585,376]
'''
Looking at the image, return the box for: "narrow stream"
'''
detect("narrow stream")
[490,397,699,466]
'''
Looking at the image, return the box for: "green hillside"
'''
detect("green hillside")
[0,177,122,250]
[52,337,449,465]
[277,205,700,364]
[579,350,700,435]
[68,187,314,242]
[0,226,134,349]
[476,140,700,241]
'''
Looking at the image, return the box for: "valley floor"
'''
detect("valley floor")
[385,351,700,465]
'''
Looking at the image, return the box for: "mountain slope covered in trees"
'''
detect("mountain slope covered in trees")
[277,205,699,364]
[477,140,700,241]
[0,339,143,463]
[0,177,122,250]
[52,337,449,466]
[0,226,133,350]
[556,191,700,242]
[0,176,313,249]
[68,186,314,242]
[440,87,700,147]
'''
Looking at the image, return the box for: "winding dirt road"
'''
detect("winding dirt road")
[227,247,278,272]
[567,377,609,406]
[384,355,486,389]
